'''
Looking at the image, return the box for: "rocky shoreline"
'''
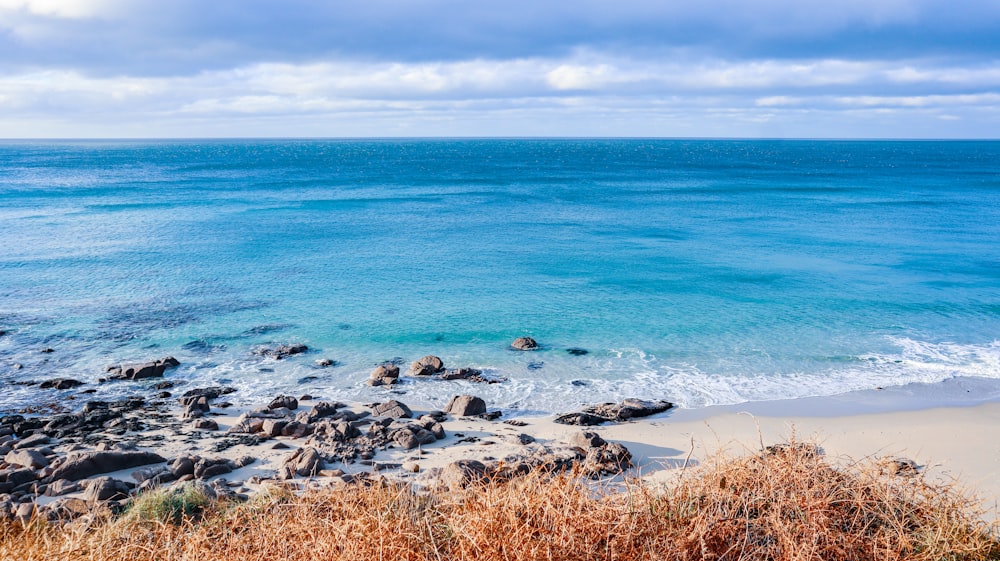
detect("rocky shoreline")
[0,344,675,523]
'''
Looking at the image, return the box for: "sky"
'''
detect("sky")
[1,0,999,138]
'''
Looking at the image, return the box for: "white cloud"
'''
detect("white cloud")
[0,0,113,19]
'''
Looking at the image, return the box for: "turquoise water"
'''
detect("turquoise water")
[1,139,999,414]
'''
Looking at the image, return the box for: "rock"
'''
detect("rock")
[44,478,80,497]
[402,462,420,473]
[280,422,313,438]
[4,467,37,487]
[281,447,324,478]
[39,378,84,390]
[170,457,196,478]
[390,426,437,450]
[315,359,334,367]
[132,466,172,484]
[183,397,210,418]
[442,460,489,489]
[440,367,481,380]
[583,399,673,422]
[445,395,487,417]
[179,386,236,403]
[191,418,219,431]
[46,451,166,482]
[555,399,674,426]
[583,442,632,477]
[553,412,608,426]
[105,357,180,381]
[40,348,55,353]
[44,497,89,519]
[227,417,265,434]
[368,364,400,386]
[261,419,288,437]
[569,431,606,449]
[83,477,131,502]
[511,337,538,351]
[14,501,34,520]
[5,449,49,470]
[13,433,50,449]
[566,348,589,356]
[194,458,233,479]
[370,400,412,419]
[268,395,299,410]
[254,344,308,360]
[307,401,342,421]
[410,355,445,376]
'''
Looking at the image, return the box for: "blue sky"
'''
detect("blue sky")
[1,0,999,137]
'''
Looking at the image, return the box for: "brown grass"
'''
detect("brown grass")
[3,441,998,561]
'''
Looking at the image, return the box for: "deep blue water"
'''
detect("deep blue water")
[1,139,999,414]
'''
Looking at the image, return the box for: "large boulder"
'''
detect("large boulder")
[5,448,49,470]
[584,399,673,421]
[368,364,400,387]
[39,378,84,390]
[268,395,299,410]
[370,400,412,419]
[442,460,489,489]
[511,337,538,351]
[105,357,180,381]
[254,344,308,360]
[46,451,166,482]
[83,477,131,502]
[445,395,487,417]
[555,399,674,426]
[281,447,324,478]
[410,355,445,376]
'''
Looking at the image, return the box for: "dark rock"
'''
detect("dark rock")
[442,460,488,489]
[370,400,412,419]
[583,399,673,422]
[191,419,219,431]
[511,337,538,351]
[154,381,176,390]
[13,433,50,449]
[280,421,313,439]
[440,367,481,381]
[583,442,632,477]
[84,477,131,502]
[566,348,589,356]
[298,375,320,384]
[170,457,195,478]
[39,378,84,390]
[3,467,37,487]
[314,359,334,367]
[527,361,544,370]
[553,412,608,426]
[268,395,299,410]
[40,348,55,353]
[194,458,233,479]
[226,417,264,435]
[46,451,166,482]
[105,357,180,381]
[254,344,308,360]
[368,364,400,386]
[570,431,607,449]
[44,497,90,520]
[5,449,49,469]
[477,411,503,421]
[179,386,236,403]
[43,479,80,497]
[410,355,445,376]
[281,447,324,478]
[571,380,588,386]
[446,395,487,417]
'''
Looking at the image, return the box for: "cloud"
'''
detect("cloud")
[0,1,998,137]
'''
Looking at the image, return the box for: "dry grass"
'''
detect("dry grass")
[3,441,998,561]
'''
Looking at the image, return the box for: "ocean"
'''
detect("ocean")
[1,139,998,415]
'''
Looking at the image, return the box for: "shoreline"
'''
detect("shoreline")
[3,358,1000,522]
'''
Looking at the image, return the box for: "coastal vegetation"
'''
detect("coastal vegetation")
[3,441,996,561]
